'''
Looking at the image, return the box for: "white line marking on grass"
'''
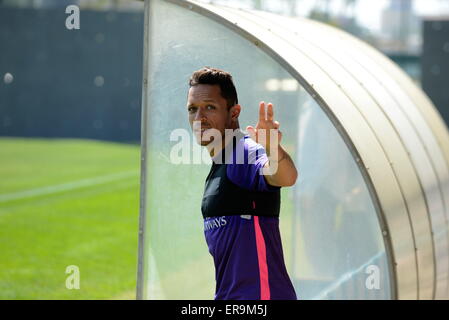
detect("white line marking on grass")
[0,170,139,203]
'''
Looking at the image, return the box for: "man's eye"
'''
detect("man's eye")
[188,107,196,113]
[206,105,215,110]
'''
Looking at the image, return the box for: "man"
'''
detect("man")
[187,67,298,300]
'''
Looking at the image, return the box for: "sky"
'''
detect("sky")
[281,0,449,32]
[204,0,449,33]
[355,0,449,32]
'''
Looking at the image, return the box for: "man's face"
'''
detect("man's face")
[187,84,237,146]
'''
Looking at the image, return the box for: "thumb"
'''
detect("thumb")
[246,126,257,141]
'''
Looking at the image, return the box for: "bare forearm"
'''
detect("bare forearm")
[264,145,298,187]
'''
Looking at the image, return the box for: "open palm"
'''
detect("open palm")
[246,101,282,156]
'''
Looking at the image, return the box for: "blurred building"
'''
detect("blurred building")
[422,17,449,126]
[380,0,421,54]
[0,0,77,7]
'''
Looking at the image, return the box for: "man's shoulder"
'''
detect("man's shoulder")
[242,135,266,153]
[225,132,268,169]
[232,130,266,156]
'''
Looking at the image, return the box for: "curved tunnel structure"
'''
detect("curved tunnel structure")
[137,0,449,299]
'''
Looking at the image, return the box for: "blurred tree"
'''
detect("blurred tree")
[309,0,331,21]
[285,0,300,17]
[253,0,262,10]
[342,0,356,19]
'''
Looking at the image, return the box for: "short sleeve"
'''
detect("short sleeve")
[226,136,281,192]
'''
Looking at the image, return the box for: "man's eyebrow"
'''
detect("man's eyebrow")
[187,99,217,106]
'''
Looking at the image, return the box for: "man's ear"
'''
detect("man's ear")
[229,104,241,121]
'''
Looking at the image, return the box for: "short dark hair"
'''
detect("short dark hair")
[189,67,238,108]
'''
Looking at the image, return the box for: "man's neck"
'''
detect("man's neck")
[207,128,244,160]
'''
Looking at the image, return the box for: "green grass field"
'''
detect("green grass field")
[0,137,140,299]
[0,137,306,300]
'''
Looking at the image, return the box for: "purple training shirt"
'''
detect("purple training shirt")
[203,131,297,300]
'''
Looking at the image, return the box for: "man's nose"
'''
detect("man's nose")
[194,108,206,122]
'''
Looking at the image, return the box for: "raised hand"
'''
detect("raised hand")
[246,101,282,156]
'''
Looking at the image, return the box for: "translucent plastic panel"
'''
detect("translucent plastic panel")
[140,0,391,299]
[294,100,391,299]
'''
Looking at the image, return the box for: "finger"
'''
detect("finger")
[274,120,280,129]
[259,101,266,121]
[267,103,274,121]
